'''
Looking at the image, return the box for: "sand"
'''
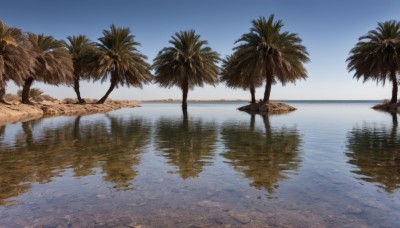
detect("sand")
[0,100,139,125]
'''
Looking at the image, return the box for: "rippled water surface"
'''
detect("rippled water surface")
[0,101,399,227]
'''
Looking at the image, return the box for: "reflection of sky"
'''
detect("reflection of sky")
[1,0,399,100]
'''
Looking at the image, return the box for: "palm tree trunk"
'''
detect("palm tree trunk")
[390,70,398,104]
[74,74,84,104]
[97,67,118,104]
[97,76,117,104]
[0,83,10,105]
[250,84,256,103]
[262,75,273,104]
[21,77,34,104]
[182,77,189,109]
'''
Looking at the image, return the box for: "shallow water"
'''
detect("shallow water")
[0,101,399,227]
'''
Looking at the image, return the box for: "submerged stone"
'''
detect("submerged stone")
[228,211,251,224]
[238,102,296,114]
[197,200,221,208]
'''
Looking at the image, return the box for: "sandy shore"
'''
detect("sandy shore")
[0,100,139,125]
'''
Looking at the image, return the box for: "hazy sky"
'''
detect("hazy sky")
[1,0,399,100]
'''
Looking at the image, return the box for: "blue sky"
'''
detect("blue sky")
[1,0,399,100]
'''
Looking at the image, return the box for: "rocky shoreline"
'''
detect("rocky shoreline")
[0,100,139,125]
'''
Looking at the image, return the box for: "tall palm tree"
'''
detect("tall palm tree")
[0,21,35,104]
[347,20,400,104]
[234,15,309,104]
[152,30,220,109]
[22,33,74,104]
[94,24,152,104]
[65,35,97,104]
[220,54,263,103]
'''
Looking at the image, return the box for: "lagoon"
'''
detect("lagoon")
[0,101,399,227]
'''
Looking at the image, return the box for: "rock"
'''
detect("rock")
[238,102,296,114]
[213,217,225,224]
[345,206,363,215]
[96,194,106,199]
[127,202,147,207]
[198,200,221,208]
[118,216,133,225]
[228,211,251,224]
[1,200,17,207]
[64,215,72,225]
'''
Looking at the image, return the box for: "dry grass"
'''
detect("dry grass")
[63,98,77,104]
[15,88,58,102]
[4,94,19,102]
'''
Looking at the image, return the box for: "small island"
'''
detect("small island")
[238,102,296,114]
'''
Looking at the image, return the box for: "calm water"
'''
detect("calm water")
[0,101,399,227]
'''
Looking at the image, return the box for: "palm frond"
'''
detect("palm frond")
[28,33,74,85]
[0,21,35,87]
[94,24,152,88]
[152,30,220,89]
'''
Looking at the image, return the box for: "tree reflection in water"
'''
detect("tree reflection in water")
[0,114,151,205]
[221,112,301,194]
[0,125,5,137]
[347,111,400,193]
[155,109,217,179]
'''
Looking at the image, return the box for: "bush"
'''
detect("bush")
[63,98,77,104]
[85,98,98,104]
[17,88,51,102]
[29,88,44,101]
[41,94,58,102]
[3,94,19,102]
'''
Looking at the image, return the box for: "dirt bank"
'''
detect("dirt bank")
[0,100,139,125]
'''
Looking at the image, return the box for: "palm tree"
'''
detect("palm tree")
[94,24,152,104]
[234,15,309,104]
[64,35,97,104]
[347,20,400,104]
[220,54,263,103]
[152,30,220,109]
[22,33,74,104]
[0,21,35,104]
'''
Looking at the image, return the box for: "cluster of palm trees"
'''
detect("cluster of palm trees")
[1,15,399,108]
[0,23,152,105]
